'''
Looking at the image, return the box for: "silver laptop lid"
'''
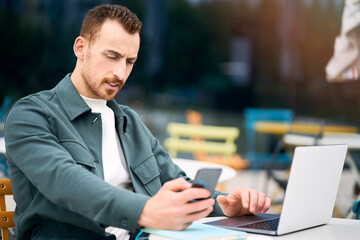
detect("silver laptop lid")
[278,144,348,235]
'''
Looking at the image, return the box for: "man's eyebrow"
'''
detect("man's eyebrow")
[128,56,138,61]
[105,49,123,57]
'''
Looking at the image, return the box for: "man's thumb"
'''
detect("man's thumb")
[216,195,228,206]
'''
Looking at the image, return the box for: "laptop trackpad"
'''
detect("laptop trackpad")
[206,213,280,227]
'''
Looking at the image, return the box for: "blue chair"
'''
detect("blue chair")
[0,96,12,177]
[0,96,11,127]
[243,108,294,169]
[353,200,360,219]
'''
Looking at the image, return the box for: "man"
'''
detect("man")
[4,4,271,240]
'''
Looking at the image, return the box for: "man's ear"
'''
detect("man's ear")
[73,36,87,60]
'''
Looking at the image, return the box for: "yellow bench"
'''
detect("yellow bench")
[254,121,358,135]
[164,123,240,159]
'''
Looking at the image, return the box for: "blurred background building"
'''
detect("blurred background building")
[0,0,358,150]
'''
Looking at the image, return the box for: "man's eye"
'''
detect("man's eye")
[107,55,118,60]
[127,60,135,65]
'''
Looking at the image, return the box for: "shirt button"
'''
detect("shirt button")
[121,219,128,227]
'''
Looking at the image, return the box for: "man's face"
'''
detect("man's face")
[80,20,140,100]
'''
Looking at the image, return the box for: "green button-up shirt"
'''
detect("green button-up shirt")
[5,74,225,239]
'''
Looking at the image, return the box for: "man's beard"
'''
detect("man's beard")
[103,76,125,99]
[82,72,125,100]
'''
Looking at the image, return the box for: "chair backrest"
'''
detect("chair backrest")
[0,96,11,122]
[164,123,239,158]
[243,108,294,165]
[353,200,360,219]
[0,179,14,240]
[243,108,294,130]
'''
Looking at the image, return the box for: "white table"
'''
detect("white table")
[150,217,360,240]
[197,217,360,240]
[283,132,360,148]
[172,158,237,185]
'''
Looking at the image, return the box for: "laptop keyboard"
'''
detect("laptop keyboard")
[239,218,280,231]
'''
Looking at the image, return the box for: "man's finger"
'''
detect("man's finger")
[162,178,192,192]
[257,192,266,213]
[261,197,271,214]
[249,190,259,213]
[180,187,212,203]
[216,195,228,206]
[240,189,250,209]
[183,205,214,223]
[185,198,215,213]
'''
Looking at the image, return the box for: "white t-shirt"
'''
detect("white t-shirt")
[81,96,131,240]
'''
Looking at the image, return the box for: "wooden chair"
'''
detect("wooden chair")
[0,179,14,240]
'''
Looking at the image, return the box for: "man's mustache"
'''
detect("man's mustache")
[104,77,125,88]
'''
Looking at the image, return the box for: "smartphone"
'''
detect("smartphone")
[191,168,222,195]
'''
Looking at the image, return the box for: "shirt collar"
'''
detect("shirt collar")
[54,73,90,121]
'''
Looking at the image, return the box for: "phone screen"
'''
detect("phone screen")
[191,168,222,195]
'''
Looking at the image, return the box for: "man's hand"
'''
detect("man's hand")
[217,187,271,217]
[138,178,215,230]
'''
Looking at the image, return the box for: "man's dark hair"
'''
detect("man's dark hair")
[80,4,142,43]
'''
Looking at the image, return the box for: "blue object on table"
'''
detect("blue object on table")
[143,222,246,240]
[243,108,294,169]
[353,200,360,219]
[134,231,149,240]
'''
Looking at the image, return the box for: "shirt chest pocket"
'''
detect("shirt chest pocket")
[60,140,96,170]
[132,155,161,196]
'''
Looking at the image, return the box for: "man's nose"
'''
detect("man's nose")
[113,61,127,80]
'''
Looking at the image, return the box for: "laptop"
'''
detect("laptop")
[206,144,348,235]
